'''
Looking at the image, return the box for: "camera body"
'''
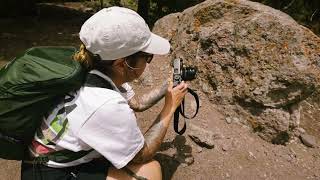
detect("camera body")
[173,58,197,87]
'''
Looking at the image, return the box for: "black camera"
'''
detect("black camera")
[172,58,199,135]
[173,58,197,87]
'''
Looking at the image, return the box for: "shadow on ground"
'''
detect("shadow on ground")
[155,135,193,180]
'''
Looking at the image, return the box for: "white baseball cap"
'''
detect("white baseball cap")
[79,6,170,60]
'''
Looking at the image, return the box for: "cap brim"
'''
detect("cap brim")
[141,33,170,55]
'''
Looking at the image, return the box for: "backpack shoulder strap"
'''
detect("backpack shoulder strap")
[84,72,116,90]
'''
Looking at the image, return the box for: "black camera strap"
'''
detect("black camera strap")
[174,88,200,135]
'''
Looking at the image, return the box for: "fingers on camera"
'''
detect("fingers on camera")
[177,83,185,90]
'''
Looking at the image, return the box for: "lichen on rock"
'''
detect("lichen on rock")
[153,0,320,144]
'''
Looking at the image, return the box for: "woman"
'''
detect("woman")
[21,6,188,180]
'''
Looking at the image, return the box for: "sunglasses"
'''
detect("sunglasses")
[132,52,154,64]
[125,52,154,70]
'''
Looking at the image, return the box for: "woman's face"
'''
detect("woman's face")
[124,52,153,82]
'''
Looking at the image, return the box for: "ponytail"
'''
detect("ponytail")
[73,43,115,75]
[73,44,95,69]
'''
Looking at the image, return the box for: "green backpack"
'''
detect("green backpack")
[0,46,87,160]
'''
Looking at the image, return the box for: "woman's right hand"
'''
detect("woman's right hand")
[164,81,188,114]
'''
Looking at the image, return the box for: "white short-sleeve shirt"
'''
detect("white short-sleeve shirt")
[31,70,144,169]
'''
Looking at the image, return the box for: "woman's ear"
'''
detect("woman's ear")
[113,58,125,68]
[112,58,127,76]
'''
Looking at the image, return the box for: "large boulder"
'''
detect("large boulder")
[153,0,320,144]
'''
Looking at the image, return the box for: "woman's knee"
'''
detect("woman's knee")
[128,160,162,180]
[143,160,161,172]
[107,160,162,180]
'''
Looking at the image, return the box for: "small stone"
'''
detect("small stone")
[188,124,216,149]
[226,117,232,124]
[201,83,211,93]
[289,138,297,144]
[253,88,263,95]
[184,156,195,165]
[222,144,229,151]
[300,134,317,148]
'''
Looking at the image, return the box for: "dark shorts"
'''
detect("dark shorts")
[21,160,110,180]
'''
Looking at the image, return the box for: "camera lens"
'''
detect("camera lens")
[181,67,197,81]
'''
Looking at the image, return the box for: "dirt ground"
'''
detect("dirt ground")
[0,3,319,180]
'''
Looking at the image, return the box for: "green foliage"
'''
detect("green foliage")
[121,0,137,10]
[147,0,205,25]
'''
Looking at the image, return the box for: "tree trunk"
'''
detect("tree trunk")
[113,0,121,6]
[137,0,150,23]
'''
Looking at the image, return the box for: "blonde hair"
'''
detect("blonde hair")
[73,44,95,69]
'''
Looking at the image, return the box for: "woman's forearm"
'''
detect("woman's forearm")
[131,106,173,164]
[129,81,168,112]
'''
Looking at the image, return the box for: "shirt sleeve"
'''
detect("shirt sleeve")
[120,83,135,101]
[77,95,144,169]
